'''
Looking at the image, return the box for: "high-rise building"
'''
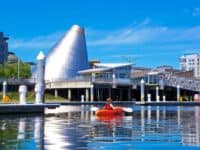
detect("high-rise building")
[179,53,200,78]
[0,32,9,63]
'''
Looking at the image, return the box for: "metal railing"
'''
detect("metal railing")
[132,72,200,92]
[163,74,200,92]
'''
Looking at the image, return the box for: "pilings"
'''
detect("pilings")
[147,94,151,102]
[54,89,58,98]
[46,79,191,102]
[156,86,160,102]
[90,84,94,102]
[19,85,27,104]
[2,81,7,100]
[35,51,46,104]
[140,79,145,102]
[68,89,71,101]
[177,85,180,102]
[85,88,89,102]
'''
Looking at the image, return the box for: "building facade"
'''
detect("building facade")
[179,53,200,78]
[0,32,9,63]
[45,25,89,81]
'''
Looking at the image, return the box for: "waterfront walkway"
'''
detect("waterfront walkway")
[0,101,200,115]
[46,101,200,106]
[0,103,59,114]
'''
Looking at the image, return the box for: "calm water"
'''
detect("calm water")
[0,105,200,150]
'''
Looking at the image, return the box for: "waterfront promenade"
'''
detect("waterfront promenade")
[1,100,200,114]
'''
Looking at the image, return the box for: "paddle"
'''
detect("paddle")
[91,106,99,112]
[90,106,133,114]
[122,107,133,113]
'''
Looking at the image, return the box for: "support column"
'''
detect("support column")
[128,88,131,101]
[177,85,180,102]
[85,88,89,102]
[90,84,94,102]
[156,86,160,102]
[140,79,145,102]
[147,93,151,102]
[68,89,71,101]
[119,89,123,101]
[54,89,58,98]
[97,88,100,101]
[108,87,112,99]
[112,70,116,88]
[91,73,95,82]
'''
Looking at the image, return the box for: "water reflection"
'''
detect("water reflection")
[0,106,199,149]
[0,115,43,150]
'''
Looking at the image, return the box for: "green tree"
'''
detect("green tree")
[0,62,31,79]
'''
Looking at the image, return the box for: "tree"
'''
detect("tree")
[0,62,31,79]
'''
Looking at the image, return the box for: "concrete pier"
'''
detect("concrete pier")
[0,104,59,114]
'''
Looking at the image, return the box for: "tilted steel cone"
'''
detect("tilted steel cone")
[45,25,89,81]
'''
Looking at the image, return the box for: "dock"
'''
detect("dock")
[46,101,200,106]
[0,104,60,114]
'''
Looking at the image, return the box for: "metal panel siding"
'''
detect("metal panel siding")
[45,25,89,81]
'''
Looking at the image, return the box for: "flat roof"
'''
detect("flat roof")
[78,68,111,74]
[79,63,133,74]
[95,63,133,68]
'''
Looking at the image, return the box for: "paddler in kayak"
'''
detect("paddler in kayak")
[103,98,114,110]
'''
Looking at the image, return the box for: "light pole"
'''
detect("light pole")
[17,59,20,80]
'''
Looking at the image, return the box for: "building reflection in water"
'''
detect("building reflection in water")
[181,106,200,147]
[16,116,44,149]
[88,105,200,149]
[17,118,26,140]
[0,105,200,149]
[34,117,44,150]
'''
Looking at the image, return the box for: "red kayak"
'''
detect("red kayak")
[95,107,124,116]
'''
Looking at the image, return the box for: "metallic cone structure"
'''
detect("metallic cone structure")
[45,25,89,81]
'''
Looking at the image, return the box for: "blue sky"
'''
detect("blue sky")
[1,0,200,68]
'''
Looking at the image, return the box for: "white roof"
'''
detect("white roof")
[78,63,133,74]
[95,63,133,68]
[78,68,110,74]
[148,71,160,75]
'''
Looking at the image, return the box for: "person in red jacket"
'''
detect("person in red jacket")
[103,98,114,110]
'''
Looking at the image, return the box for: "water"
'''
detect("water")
[0,105,200,150]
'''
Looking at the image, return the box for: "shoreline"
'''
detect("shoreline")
[0,101,200,115]
[46,101,200,106]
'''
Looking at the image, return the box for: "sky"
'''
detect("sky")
[1,0,200,69]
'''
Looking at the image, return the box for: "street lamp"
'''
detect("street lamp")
[17,59,20,80]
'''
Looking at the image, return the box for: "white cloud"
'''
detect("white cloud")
[9,31,64,50]
[86,25,200,47]
[109,54,143,58]
[192,7,200,16]
[9,19,200,54]
[87,27,167,46]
